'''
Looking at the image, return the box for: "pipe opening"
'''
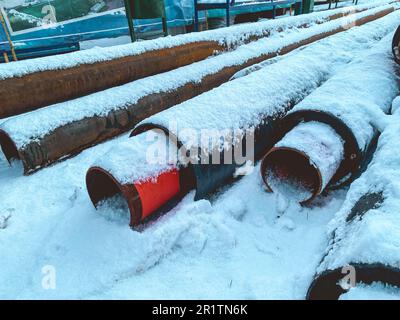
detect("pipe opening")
[261,148,321,203]
[393,27,400,64]
[0,130,20,163]
[86,167,139,225]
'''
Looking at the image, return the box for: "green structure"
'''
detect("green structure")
[296,0,314,14]
[302,0,315,13]
[124,0,167,42]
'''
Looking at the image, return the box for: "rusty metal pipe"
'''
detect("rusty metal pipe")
[0,6,394,175]
[261,122,344,203]
[0,4,387,119]
[260,30,399,205]
[85,129,194,227]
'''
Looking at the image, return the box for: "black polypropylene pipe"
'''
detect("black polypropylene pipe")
[393,25,400,64]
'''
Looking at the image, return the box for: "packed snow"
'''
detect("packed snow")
[2,5,398,150]
[139,9,399,151]
[340,283,400,300]
[0,1,399,300]
[274,121,344,192]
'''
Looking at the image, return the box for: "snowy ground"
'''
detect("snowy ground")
[0,1,399,300]
[0,133,347,299]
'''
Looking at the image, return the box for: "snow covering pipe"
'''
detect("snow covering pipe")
[87,167,182,226]
[0,7,395,175]
[86,130,195,227]
[306,98,400,299]
[260,31,400,204]
[393,26,400,64]
[261,121,344,203]
[0,6,366,119]
[85,12,400,227]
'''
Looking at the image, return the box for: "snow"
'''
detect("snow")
[289,31,399,151]
[316,96,400,273]
[74,8,400,193]
[92,129,179,185]
[0,0,393,80]
[275,121,344,192]
[280,36,400,293]
[2,5,398,150]
[340,283,400,300]
[0,2,399,300]
[138,8,400,152]
[0,136,346,298]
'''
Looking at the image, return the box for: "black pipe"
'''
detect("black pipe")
[393,26,400,64]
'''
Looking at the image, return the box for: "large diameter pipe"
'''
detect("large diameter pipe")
[307,98,400,300]
[393,25,400,64]
[259,31,399,204]
[0,4,374,119]
[0,6,396,175]
[86,12,400,227]
[261,122,344,203]
[87,167,181,226]
[86,129,194,227]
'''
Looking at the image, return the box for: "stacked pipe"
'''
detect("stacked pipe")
[85,14,400,227]
[252,34,400,299]
[306,94,400,300]
[260,32,399,205]
[0,5,397,175]
[0,3,379,119]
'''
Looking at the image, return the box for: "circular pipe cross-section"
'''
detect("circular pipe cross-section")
[261,121,344,203]
[393,26,400,65]
[86,166,180,227]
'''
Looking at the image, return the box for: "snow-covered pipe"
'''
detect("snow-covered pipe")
[307,97,400,300]
[86,130,192,227]
[86,13,400,226]
[261,122,344,203]
[393,25,400,64]
[0,3,379,119]
[1,6,395,175]
[260,31,399,204]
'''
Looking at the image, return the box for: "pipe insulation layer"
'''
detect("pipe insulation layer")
[86,11,400,227]
[307,97,400,300]
[0,2,382,119]
[86,129,188,226]
[393,25,400,64]
[261,122,344,203]
[1,5,398,175]
[260,30,400,205]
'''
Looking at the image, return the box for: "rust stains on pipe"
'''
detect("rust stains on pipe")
[86,167,143,226]
[0,5,379,119]
[260,121,345,203]
[0,7,394,174]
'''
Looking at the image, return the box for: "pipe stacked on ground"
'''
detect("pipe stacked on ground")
[306,94,400,300]
[0,2,384,119]
[0,5,397,175]
[85,14,400,227]
[393,25,400,64]
[260,32,399,203]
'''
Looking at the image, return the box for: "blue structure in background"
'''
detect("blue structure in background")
[0,0,300,61]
